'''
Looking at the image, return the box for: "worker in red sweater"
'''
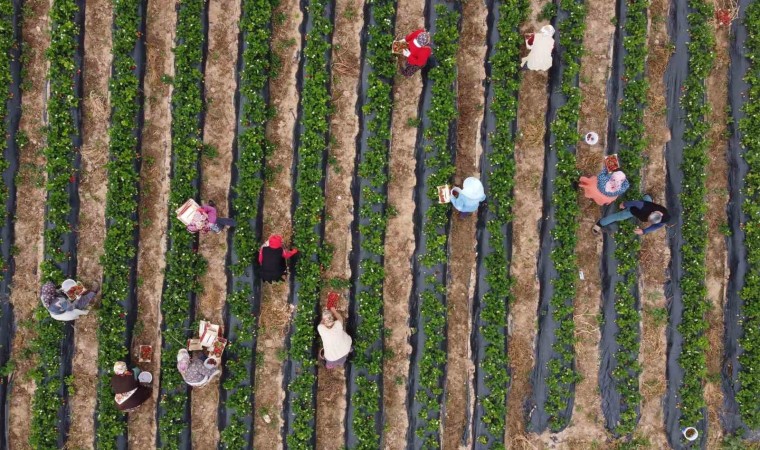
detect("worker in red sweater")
[400,29,432,77]
[258,234,298,282]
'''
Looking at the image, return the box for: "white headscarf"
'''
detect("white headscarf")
[540,25,556,37]
[460,177,486,201]
[177,349,190,373]
[113,361,127,375]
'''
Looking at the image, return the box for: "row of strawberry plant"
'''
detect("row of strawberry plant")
[604,0,647,437]
[344,0,395,447]
[538,0,586,432]
[471,0,525,446]
[735,0,760,430]
[95,0,144,446]
[408,4,458,448]
[31,0,83,446]
[285,0,332,446]
[219,0,274,446]
[157,0,207,445]
[672,0,714,440]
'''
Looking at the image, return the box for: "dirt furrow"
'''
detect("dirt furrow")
[66,0,113,445]
[635,0,670,445]
[188,0,239,446]
[504,2,548,445]
[7,0,50,446]
[704,4,730,446]
[126,0,176,445]
[315,0,362,447]
[381,0,423,448]
[441,0,486,446]
[252,0,301,446]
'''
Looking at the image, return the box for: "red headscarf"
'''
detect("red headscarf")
[268,234,283,249]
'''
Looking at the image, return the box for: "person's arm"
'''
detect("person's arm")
[329,307,343,323]
[258,246,264,264]
[640,222,666,235]
[283,248,298,259]
[622,200,645,209]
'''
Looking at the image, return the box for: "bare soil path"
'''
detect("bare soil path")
[7,0,50,447]
[533,0,616,445]
[66,0,113,446]
[441,0,487,446]
[315,0,362,447]
[504,2,548,447]
[704,6,730,446]
[381,0,423,447]
[126,0,176,445]
[252,0,301,446]
[637,0,672,445]
[188,0,240,446]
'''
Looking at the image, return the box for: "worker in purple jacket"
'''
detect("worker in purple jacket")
[592,194,671,235]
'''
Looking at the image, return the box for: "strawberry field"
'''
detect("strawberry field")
[2,0,760,448]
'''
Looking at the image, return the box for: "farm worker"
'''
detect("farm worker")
[258,234,299,282]
[400,29,432,77]
[186,200,236,234]
[111,361,151,412]
[521,25,555,71]
[593,195,671,235]
[578,167,630,206]
[450,177,486,217]
[317,292,352,369]
[40,279,98,321]
[177,349,221,388]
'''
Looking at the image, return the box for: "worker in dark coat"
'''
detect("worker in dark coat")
[111,361,151,412]
[258,234,298,282]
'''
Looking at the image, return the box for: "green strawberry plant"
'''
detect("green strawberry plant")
[219,0,275,446]
[158,0,208,446]
[737,0,760,430]
[673,0,714,439]
[93,0,143,446]
[287,0,332,447]
[607,0,648,437]
[413,5,458,448]
[31,0,81,446]
[474,0,526,446]
[0,0,15,287]
[543,0,586,432]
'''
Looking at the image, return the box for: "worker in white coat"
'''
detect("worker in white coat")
[521,25,555,71]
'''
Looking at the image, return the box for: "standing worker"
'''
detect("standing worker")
[450,177,486,217]
[258,234,298,282]
[400,29,432,77]
[593,195,671,235]
[521,25,555,71]
[317,292,352,369]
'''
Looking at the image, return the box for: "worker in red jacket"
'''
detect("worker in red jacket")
[400,29,432,77]
[258,234,298,282]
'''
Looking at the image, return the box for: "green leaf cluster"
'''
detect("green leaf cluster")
[673,0,714,438]
[350,0,395,447]
[220,0,275,446]
[157,0,208,446]
[737,0,760,429]
[543,0,586,431]
[607,0,649,437]
[286,0,332,447]
[0,0,15,284]
[93,0,144,446]
[474,0,526,446]
[414,5,458,448]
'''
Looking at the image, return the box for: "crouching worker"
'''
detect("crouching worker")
[317,292,352,369]
[111,361,151,412]
[451,177,486,217]
[186,201,236,234]
[177,349,220,388]
[258,234,298,282]
[40,279,99,321]
[521,25,555,71]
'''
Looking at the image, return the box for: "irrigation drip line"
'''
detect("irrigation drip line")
[528,3,579,432]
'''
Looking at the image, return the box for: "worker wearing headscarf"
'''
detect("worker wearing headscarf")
[177,349,220,388]
[450,177,486,216]
[317,293,353,369]
[111,361,151,412]
[400,29,432,77]
[579,167,630,206]
[40,280,97,321]
[521,25,555,71]
[258,234,298,282]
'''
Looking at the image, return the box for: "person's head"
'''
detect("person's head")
[177,349,190,373]
[648,211,663,224]
[416,31,431,47]
[540,24,555,37]
[606,170,627,192]
[321,308,335,328]
[113,361,128,375]
[268,234,283,249]
[40,281,57,307]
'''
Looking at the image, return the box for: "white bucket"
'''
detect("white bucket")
[138,371,152,383]
[585,131,599,145]
[682,427,698,441]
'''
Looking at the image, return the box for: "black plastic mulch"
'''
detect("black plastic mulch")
[662,0,707,447]
[527,5,577,432]
[723,0,760,440]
